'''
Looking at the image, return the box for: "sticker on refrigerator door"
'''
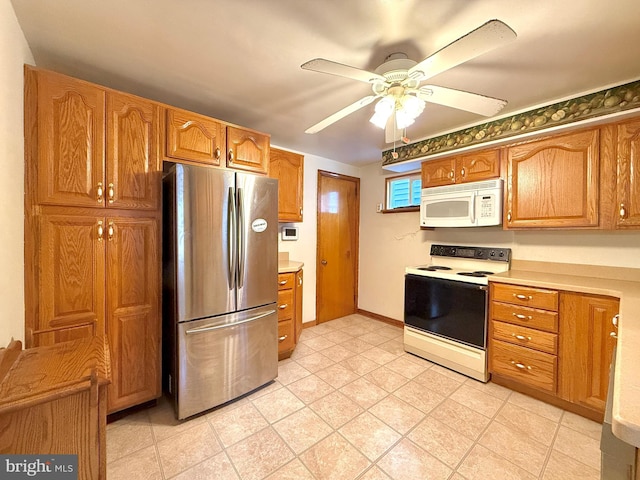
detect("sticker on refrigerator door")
[251,219,268,232]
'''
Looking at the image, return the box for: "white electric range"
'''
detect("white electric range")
[404,244,511,382]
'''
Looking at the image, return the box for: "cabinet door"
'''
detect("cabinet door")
[106,93,160,210]
[457,149,500,183]
[616,118,640,227]
[227,126,270,174]
[559,293,619,414]
[506,129,600,228]
[36,69,105,207]
[270,148,304,221]
[164,108,225,166]
[295,269,303,343]
[106,216,160,413]
[35,213,106,346]
[421,158,456,187]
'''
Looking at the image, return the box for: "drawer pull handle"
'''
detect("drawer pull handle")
[279,280,288,285]
[612,314,619,327]
[513,294,533,300]
[512,334,531,341]
[279,335,288,342]
[511,361,531,370]
[610,331,618,339]
[512,313,533,320]
[278,304,288,309]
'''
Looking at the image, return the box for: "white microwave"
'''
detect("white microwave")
[420,179,503,228]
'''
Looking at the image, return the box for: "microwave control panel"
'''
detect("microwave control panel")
[478,195,495,218]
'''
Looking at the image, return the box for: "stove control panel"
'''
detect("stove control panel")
[430,244,511,262]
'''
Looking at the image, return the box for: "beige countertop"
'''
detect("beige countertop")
[489,260,640,447]
[278,259,303,274]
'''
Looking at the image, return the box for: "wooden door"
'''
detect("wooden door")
[316,171,360,323]
[616,118,640,227]
[106,216,160,412]
[164,107,225,166]
[457,149,500,183]
[559,293,619,414]
[421,157,456,187]
[106,92,160,210]
[36,69,105,207]
[227,126,270,174]
[506,128,600,228]
[295,269,303,342]
[270,147,304,221]
[34,213,106,347]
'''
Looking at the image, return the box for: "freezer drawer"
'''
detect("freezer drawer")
[176,304,277,419]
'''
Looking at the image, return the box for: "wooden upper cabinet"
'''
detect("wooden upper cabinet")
[35,69,105,207]
[106,216,160,413]
[559,293,619,414]
[270,147,304,222]
[106,93,160,210]
[164,107,225,166]
[422,157,456,187]
[33,213,106,347]
[421,149,500,188]
[616,118,640,227]
[458,149,501,183]
[505,128,600,228]
[227,126,270,174]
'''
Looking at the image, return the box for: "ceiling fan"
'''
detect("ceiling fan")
[301,19,517,143]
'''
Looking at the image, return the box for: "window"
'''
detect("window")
[385,173,421,211]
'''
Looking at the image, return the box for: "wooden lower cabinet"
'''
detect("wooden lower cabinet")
[559,292,619,413]
[105,217,160,412]
[489,282,619,421]
[26,211,160,414]
[0,337,110,480]
[277,269,303,359]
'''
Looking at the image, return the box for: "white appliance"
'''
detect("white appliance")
[420,179,503,228]
[404,244,511,382]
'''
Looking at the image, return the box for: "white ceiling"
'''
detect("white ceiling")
[10,0,640,166]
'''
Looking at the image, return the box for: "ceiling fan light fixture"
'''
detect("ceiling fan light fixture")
[396,94,425,129]
[369,96,395,129]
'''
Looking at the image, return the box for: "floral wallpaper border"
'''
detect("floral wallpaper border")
[381,79,640,166]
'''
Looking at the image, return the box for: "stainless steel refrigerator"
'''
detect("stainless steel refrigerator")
[163,162,278,419]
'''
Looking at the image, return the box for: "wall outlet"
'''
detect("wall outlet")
[376,203,383,213]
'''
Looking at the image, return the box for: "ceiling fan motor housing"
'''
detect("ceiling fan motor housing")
[375,53,417,83]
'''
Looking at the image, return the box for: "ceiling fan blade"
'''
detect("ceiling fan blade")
[417,85,507,116]
[385,113,402,143]
[301,58,386,84]
[305,95,378,134]
[408,19,516,82]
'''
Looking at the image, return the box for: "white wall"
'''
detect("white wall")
[275,151,361,324]
[0,0,34,345]
[359,161,640,322]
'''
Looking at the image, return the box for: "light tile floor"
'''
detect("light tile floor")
[107,314,602,480]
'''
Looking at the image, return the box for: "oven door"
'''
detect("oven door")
[404,274,487,349]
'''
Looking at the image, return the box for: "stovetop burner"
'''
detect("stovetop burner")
[457,271,494,278]
[417,266,452,271]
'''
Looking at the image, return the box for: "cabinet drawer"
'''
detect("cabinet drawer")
[278,319,294,356]
[278,273,295,290]
[492,283,559,311]
[491,302,558,332]
[277,289,293,321]
[491,340,557,393]
[492,321,557,355]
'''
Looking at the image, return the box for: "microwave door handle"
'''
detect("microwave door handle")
[469,193,476,224]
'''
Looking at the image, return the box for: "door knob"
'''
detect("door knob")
[321,259,327,265]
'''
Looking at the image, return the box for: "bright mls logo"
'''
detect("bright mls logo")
[0,455,78,479]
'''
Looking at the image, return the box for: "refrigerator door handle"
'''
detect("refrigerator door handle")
[228,187,237,290]
[237,187,245,289]
[185,309,276,334]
